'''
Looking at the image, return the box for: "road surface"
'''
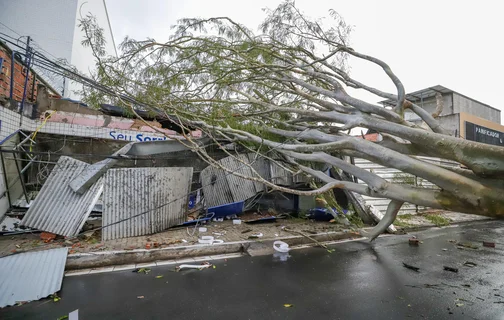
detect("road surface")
[2,220,504,319]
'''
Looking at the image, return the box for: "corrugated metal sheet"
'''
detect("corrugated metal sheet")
[353,157,460,214]
[246,153,269,193]
[0,248,68,308]
[102,167,193,241]
[201,154,306,207]
[21,156,104,237]
[221,154,260,202]
[200,165,234,208]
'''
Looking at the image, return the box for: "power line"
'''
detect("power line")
[0,21,22,38]
[0,31,306,257]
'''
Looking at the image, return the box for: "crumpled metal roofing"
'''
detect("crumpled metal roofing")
[21,156,104,237]
[200,153,306,208]
[102,167,193,241]
[0,247,68,308]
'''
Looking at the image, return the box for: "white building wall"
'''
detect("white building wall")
[68,0,117,100]
[0,0,116,99]
[0,0,79,94]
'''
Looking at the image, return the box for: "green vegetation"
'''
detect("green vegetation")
[393,219,412,228]
[392,172,416,186]
[393,214,415,228]
[347,213,364,228]
[424,214,451,227]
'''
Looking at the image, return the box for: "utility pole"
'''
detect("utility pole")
[24,36,31,67]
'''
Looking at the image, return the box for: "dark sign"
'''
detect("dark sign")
[465,121,504,146]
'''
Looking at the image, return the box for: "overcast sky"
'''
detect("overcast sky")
[106,0,504,122]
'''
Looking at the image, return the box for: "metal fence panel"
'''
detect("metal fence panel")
[102,167,193,241]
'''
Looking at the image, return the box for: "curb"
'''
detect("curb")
[65,229,365,270]
[398,218,493,233]
[65,218,491,270]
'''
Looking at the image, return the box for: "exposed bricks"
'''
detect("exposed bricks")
[0,46,41,103]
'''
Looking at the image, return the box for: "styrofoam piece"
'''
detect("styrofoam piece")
[198,236,224,245]
[273,241,290,253]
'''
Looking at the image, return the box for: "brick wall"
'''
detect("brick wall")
[0,45,41,103]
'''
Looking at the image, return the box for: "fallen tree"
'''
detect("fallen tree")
[78,1,504,240]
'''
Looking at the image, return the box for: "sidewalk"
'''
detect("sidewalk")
[0,210,491,270]
[0,216,352,254]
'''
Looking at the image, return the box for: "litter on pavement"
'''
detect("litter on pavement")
[176,262,213,271]
[483,241,496,248]
[443,266,459,273]
[248,232,263,239]
[402,262,420,272]
[273,241,290,253]
[198,236,224,245]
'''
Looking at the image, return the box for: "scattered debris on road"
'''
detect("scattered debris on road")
[40,232,57,242]
[443,266,459,273]
[0,247,68,308]
[409,238,420,246]
[273,241,290,253]
[137,296,144,299]
[176,262,213,271]
[483,241,495,248]
[133,268,151,274]
[463,261,477,268]
[456,242,479,250]
[403,262,420,272]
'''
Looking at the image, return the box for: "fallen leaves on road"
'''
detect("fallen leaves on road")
[57,316,69,320]
[51,294,61,302]
[155,275,163,279]
[283,304,293,308]
[133,268,151,274]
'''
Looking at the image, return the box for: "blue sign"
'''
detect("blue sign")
[109,130,169,142]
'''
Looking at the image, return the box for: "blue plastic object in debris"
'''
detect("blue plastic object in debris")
[307,208,348,222]
[207,201,245,218]
[188,194,196,209]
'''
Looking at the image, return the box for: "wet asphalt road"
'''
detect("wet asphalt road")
[2,220,504,320]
